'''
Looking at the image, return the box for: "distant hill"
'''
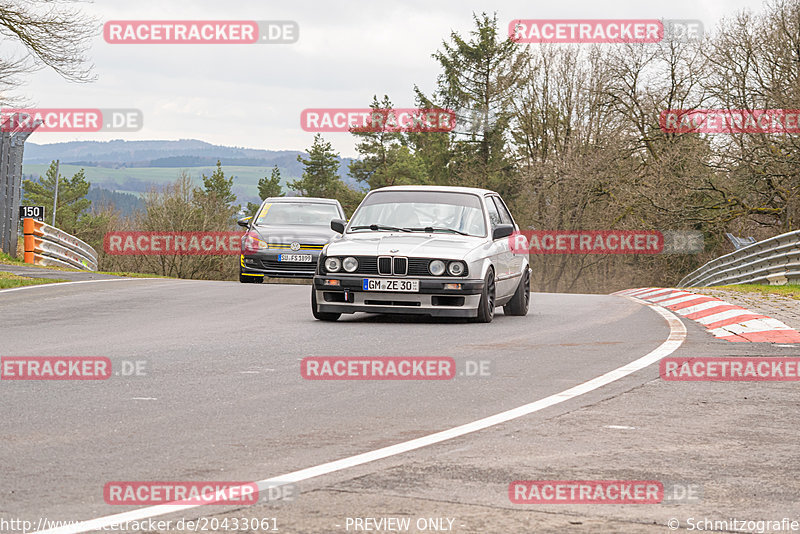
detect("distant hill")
[24,139,301,167]
[22,139,362,201]
[85,186,146,217]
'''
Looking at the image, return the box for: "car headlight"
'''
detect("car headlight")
[343,256,358,272]
[325,257,341,272]
[429,259,446,276]
[242,231,267,253]
[447,261,465,276]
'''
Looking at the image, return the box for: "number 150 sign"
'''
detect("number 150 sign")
[19,206,45,221]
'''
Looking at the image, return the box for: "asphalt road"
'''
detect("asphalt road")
[1,279,797,533]
[0,263,124,281]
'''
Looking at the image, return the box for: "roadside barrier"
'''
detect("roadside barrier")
[679,229,800,287]
[22,218,97,271]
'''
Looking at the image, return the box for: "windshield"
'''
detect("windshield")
[255,202,340,226]
[348,191,486,237]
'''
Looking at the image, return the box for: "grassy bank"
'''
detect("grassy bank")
[0,271,67,289]
[703,284,800,300]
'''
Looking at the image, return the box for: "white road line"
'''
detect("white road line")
[33,298,686,534]
[0,277,164,295]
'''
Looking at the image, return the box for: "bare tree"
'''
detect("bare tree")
[700,0,800,231]
[0,0,97,103]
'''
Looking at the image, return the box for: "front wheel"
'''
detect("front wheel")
[503,268,530,316]
[311,288,341,321]
[474,268,496,323]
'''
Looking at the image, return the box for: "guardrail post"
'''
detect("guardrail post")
[23,217,34,264]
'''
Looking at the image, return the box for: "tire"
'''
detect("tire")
[239,269,263,283]
[474,268,496,323]
[504,268,530,316]
[312,288,341,321]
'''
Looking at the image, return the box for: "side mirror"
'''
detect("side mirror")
[492,224,514,240]
[237,216,252,228]
[330,218,346,234]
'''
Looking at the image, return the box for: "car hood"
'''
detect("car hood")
[251,224,336,244]
[326,232,484,259]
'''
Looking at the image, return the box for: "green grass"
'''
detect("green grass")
[0,251,172,278]
[0,251,25,266]
[0,271,67,289]
[705,284,800,299]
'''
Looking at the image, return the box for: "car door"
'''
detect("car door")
[484,195,513,298]
[492,195,525,290]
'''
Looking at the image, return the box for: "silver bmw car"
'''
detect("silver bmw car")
[239,197,345,282]
[311,185,531,322]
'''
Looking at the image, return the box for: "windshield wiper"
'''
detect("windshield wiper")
[350,224,414,232]
[411,226,471,236]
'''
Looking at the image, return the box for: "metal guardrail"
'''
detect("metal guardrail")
[678,229,800,287]
[22,218,98,271]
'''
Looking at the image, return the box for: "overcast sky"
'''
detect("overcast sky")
[18,0,767,157]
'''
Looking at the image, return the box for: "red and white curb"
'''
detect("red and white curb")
[613,287,800,343]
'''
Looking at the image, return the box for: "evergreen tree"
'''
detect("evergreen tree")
[290,134,343,198]
[198,160,236,207]
[429,12,526,196]
[22,160,90,233]
[259,166,285,199]
[246,166,285,216]
[348,95,427,188]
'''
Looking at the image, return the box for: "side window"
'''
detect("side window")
[492,196,514,226]
[485,196,502,231]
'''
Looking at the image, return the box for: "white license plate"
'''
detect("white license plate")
[362,278,419,292]
[278,254,312,262]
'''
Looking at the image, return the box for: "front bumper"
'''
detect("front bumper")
[241,250,321,279]
[313,275,484,317]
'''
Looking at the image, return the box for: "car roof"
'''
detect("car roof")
[265,197,340,204]
[366,185,498,196]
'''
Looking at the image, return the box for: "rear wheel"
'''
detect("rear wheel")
[312,288,341,321]
[474,268,496,323]
[239,269,263,283]
[504,268,530,316]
